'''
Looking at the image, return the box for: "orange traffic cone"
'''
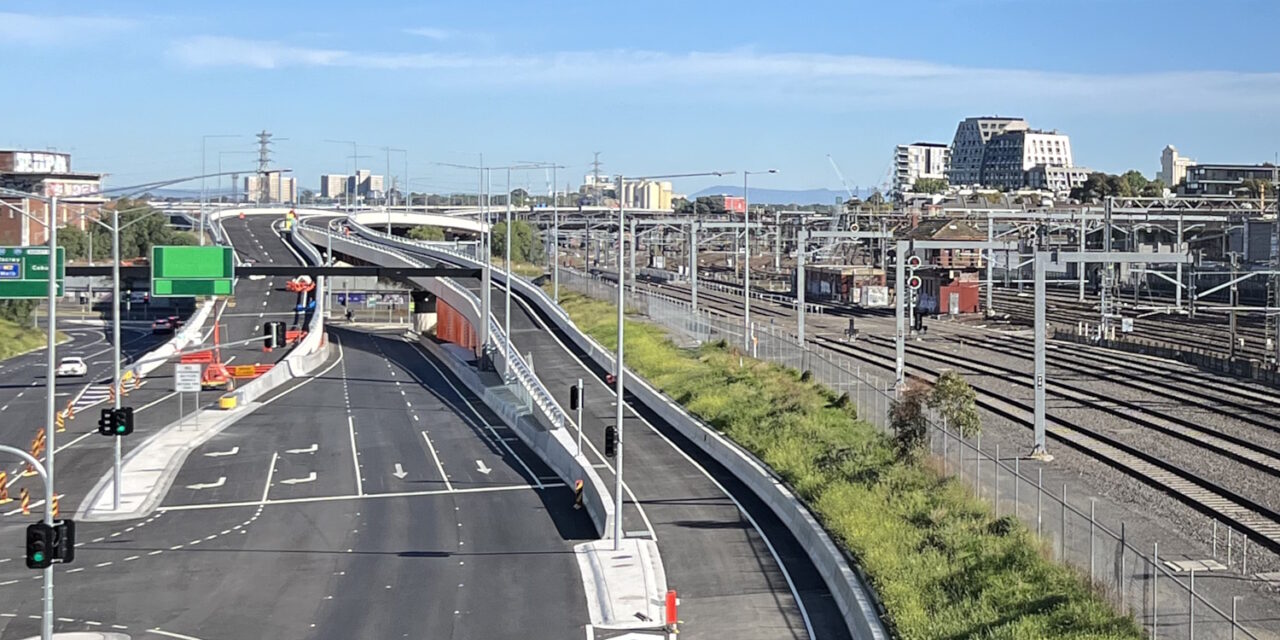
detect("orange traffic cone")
[20,488,30,515]
[0,473,10,504]
[21,463,35,478]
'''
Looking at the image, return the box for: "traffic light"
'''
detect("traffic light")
[114,407,134,436]
[97,408,114,436]
[604,426,617,458]
[25,523,53,569]
[913,311,924,332]
[273,322,286,347]
[263,322,277,349]
[569,385,580,411]
[52,520,74,565]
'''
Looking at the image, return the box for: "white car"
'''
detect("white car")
[56,357,87,377]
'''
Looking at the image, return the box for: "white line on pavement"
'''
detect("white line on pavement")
[260,451,279,503]
[158,482,562,512]
[420,430,453,492]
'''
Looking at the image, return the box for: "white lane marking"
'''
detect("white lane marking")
[159,482,562,512]
[286,443,318,454]
[204,446,239,458]
[392,463,408,479]
[279,472,316,485]
[475,460,491,475]
[348,415,363,497]
[148,628,208,640]
[405,343,541,488]
[420,430,453,492]
[261,451,279,502]
[185,477,226,490]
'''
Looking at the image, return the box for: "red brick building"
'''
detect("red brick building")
[0,150,106,246]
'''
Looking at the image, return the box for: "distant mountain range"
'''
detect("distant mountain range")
[689,186,872,205]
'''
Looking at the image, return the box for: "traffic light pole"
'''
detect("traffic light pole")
[0,446,53,640]
[111,209,122,510]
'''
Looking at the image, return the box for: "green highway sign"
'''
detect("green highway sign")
[151,246,235,297]
[0,247,64,298]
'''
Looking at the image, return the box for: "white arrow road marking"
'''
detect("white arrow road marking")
[286,443,318,454]
[279,472,316,485]
[475,460,491,475]
[392,463,407,479]
[204,446,239,457]
[186,477,226,490]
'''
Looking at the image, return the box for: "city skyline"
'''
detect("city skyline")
[3,1,1280,196]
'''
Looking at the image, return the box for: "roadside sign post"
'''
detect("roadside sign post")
[151,246,235,297]
[175,364,202,429]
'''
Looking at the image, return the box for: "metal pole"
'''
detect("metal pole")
[614,174,626,551]
[797,228,807,347]
[576,378,583,456]
[1153,541,1159,639]
[1033,251,1049,457]
[1188,569,1194,639]
[743,173,751,350]
[689,219,698,313]
[629,218,637,291]
[553,168,560,303]
[895,240,906,385]
[1176,216,1185,309]
[505,168,513,378]
[479,161,490,363]
[1078,215,1086,302]
[44,195,57,640]
[200,138,207,246]
[987,210,995,315]
[775,209,781,272]
[112,212,122,509]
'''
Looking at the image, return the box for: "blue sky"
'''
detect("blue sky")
[4,0,1280,197]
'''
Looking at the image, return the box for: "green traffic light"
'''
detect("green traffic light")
[31,552,43,562]
[116,425,125,434]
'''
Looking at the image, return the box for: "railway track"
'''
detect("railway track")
[812,334,1280,554]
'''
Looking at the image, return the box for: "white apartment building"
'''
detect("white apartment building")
[320,174,347,199]
[1026,164,1090,194]
[947,116,1029,185]
[977,129,1075,191]
[1161,145,1195,188]
[893,142,950,194]
[244,171,296,204]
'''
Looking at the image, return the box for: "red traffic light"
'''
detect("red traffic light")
[907,275,923,290]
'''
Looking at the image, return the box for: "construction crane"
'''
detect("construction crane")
[826,154,855,201]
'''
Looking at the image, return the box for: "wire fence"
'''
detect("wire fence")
[558,268,1266,640]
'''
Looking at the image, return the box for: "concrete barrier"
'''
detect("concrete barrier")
[379,232,888,639]
[126,298,217,380]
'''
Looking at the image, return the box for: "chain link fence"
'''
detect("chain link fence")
[558,268,1265,639]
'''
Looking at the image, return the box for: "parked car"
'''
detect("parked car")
[152,318,174,335]
[55,357,87,377]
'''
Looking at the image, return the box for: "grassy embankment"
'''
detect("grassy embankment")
[0,320,61,360]
[553,289,1142,640]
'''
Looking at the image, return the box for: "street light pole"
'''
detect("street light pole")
[111,210,122,509]
[43,195,57,640]
[742,169,777,349]
[200,134,240,246]
[613,173,626,550]
[552,165,559,303]
[505,167,513,378]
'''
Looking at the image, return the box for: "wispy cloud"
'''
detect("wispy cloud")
[0,12,137,45]
[403,27,453,40]
[165,36,1280,113]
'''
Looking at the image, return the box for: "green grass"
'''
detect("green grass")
[495,258,547,279]
[553,290,1142,640]
[0,319,61,360]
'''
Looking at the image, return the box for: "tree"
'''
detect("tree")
[57,225,88,261]
[408,225,445,241]
[1140,178,1167,197]
[929,370,981,437]
[0,300,37,325]
[299,189,316,204]
[912,178,948,194]
[890,379,931,460]
[1239,179,1276,198]
[1120,170,1149,197]
[490,220,544,264]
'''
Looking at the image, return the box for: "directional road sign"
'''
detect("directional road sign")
[0,247,64,298]
[151,246,235,297]
[174,364,202,393]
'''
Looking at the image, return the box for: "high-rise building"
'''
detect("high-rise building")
[893,142,950,195]
[1161,146,1195,188]
[1184,163,1279,196]
[947,117,1029,186]
[244,171,296,204]
[978,129,1074,191]
[320,174,347,199]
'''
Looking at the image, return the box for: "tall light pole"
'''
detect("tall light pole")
[324,140,364,211]
[742,169,777,349]
[611,170,731,550]
[200,134,241,245]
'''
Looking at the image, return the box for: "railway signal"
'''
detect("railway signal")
[604,425,617,458]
